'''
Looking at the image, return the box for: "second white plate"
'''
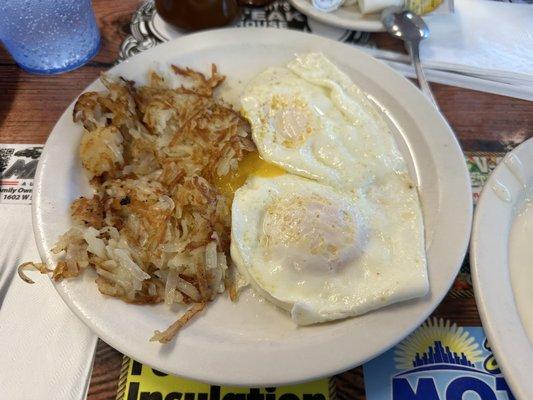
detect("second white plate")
[471,137,533,400]
[289,0,385,32]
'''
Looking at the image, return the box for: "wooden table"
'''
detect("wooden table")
[0,1,531,399]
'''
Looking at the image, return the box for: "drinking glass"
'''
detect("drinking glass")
[0,0,100,74]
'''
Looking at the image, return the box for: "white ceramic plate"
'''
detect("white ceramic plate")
[33,28,471,386]
[471,138,533,400]
[289,0,385,32]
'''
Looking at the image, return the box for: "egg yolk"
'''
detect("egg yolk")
[214,151,285,201]
[274,107,313,149]
[259,193,361,274]
[269,95,315,149]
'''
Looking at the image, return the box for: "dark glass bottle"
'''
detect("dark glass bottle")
[237,0,275,5]
[155,0,240,31]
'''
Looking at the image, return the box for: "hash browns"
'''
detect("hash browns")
[25,65,254,342]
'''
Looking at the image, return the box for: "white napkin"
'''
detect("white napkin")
[421,0,533,86]
[0,205,97,399]
[358,45,533,100]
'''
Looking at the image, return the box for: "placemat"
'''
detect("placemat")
[118,0,372,61]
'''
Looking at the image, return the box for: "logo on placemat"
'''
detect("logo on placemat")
[389,318,513,400]
[394,318,483,370]
[0,144,43,204]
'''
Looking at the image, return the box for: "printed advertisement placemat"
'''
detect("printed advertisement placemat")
[116,359,332,400]
[363,318,514,400]
[0,144,42,204]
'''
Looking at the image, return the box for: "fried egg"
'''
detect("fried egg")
[231,53,428,325]
[241,52,407,192]
[231,174,427,325]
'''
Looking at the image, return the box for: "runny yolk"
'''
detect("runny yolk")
[214,151,285,201]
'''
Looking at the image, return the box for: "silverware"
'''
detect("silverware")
[381,7,438,108]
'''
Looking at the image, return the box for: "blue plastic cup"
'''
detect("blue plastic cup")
[0,0,100,74]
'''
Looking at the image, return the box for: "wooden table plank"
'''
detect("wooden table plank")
[88,341,125,400]
[0,1,530,400]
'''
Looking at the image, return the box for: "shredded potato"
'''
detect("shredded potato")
[23,65,254,343]
[17,262,52,284]
[150,303,206,343]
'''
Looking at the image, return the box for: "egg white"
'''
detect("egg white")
[232,53,428,325]
[231,174,427,325]
[241,52,407,193]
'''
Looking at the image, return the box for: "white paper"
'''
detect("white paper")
[421,0,533,83]
[0,143,97,399]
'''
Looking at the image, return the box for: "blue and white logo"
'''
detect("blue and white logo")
[364,318,515,400]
